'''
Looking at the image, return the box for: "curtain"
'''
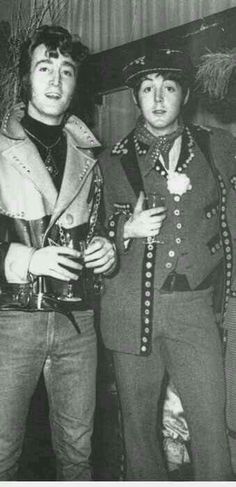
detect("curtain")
[60,0,236,53]
[31,0,236,143]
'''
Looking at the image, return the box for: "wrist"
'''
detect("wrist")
[27,248,37,281]
[123,217,133,240]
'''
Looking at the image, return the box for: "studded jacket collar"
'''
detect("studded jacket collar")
[0,115,103,290]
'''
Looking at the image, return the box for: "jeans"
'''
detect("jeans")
[0,309,97,480]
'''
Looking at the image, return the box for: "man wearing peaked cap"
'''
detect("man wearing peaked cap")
[99,45,236,480]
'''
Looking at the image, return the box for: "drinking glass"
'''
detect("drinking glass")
[145,192,166,244]
[58,235,87,302]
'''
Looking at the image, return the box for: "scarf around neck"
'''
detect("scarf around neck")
[135,116,184,167]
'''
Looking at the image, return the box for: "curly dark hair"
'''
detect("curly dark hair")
[19,24,89,104]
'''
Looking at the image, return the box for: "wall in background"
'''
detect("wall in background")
[7,0,236,142]
[61,0,236,53]
[50,0,236,144]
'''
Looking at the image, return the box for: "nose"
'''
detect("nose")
[154,86,164,102]
[49,69,61,86]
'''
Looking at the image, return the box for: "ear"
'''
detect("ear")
[183,88,190,106]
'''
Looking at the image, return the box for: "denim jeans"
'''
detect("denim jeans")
[0,309,97,480]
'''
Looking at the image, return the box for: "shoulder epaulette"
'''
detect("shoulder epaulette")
[111,136,129,155]
[191,123,212,133]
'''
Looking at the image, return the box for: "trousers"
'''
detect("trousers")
[225,325,236,474]
[112,288,231,480]
[0,309,97,480]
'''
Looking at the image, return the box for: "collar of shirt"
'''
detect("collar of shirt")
[139,135,182,178]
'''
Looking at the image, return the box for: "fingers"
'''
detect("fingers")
[29,241,116,279]
[84,237,116,272]
[45,268,74,281]
[49,251,82,280]
[85,249,114,267]
[86,249,115,273]
[148,207,166,216]
[84,243,109,262]
[125,206,167,238]
[29,246,82,279]
[92,259,115,274]
[57,255,82,272]
[55,266,79,281]
[147,213,167,224]
[57,247,81,258]
[84,238,103,256]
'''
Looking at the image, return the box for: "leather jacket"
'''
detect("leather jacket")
[0,114,104,315]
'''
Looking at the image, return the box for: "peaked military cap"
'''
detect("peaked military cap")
[123,48,193,87]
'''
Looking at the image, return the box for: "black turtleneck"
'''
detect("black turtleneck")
[22,114,67,191]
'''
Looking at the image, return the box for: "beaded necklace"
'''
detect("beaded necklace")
[24,127,62,178]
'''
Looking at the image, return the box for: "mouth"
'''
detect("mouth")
[45,92,62,100]
[152,109,166,115]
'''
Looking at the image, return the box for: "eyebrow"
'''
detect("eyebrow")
[143,75,155,81]
[143,74,176,82]
[34,58,76,73]
[142,74,161,82]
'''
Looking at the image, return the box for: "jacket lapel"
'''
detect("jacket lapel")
[0,114,101,231]
[48,135,97,229]
[1,138,58,212]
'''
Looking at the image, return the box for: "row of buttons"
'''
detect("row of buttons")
[140,195,184,350]
[165,197,183,269]
[218,174,232,314]
[140,242,156,354]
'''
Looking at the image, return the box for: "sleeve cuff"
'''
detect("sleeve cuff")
[113,214,134,254]
[4,243,36,283]
[0,242,11,281]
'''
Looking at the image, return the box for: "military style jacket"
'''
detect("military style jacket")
[0,114,103,313]
[100,123,236,356]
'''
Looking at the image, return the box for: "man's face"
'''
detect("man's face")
[137,73,189,136]
[28,43,77,125]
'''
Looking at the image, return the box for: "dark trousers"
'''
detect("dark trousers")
[113,288,231,480]
[225,325,236,474]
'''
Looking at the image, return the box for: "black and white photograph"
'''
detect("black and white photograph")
[0,0,236,482]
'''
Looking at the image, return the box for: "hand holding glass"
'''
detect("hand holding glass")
[145,192,166,244]
[59,235,86,302]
